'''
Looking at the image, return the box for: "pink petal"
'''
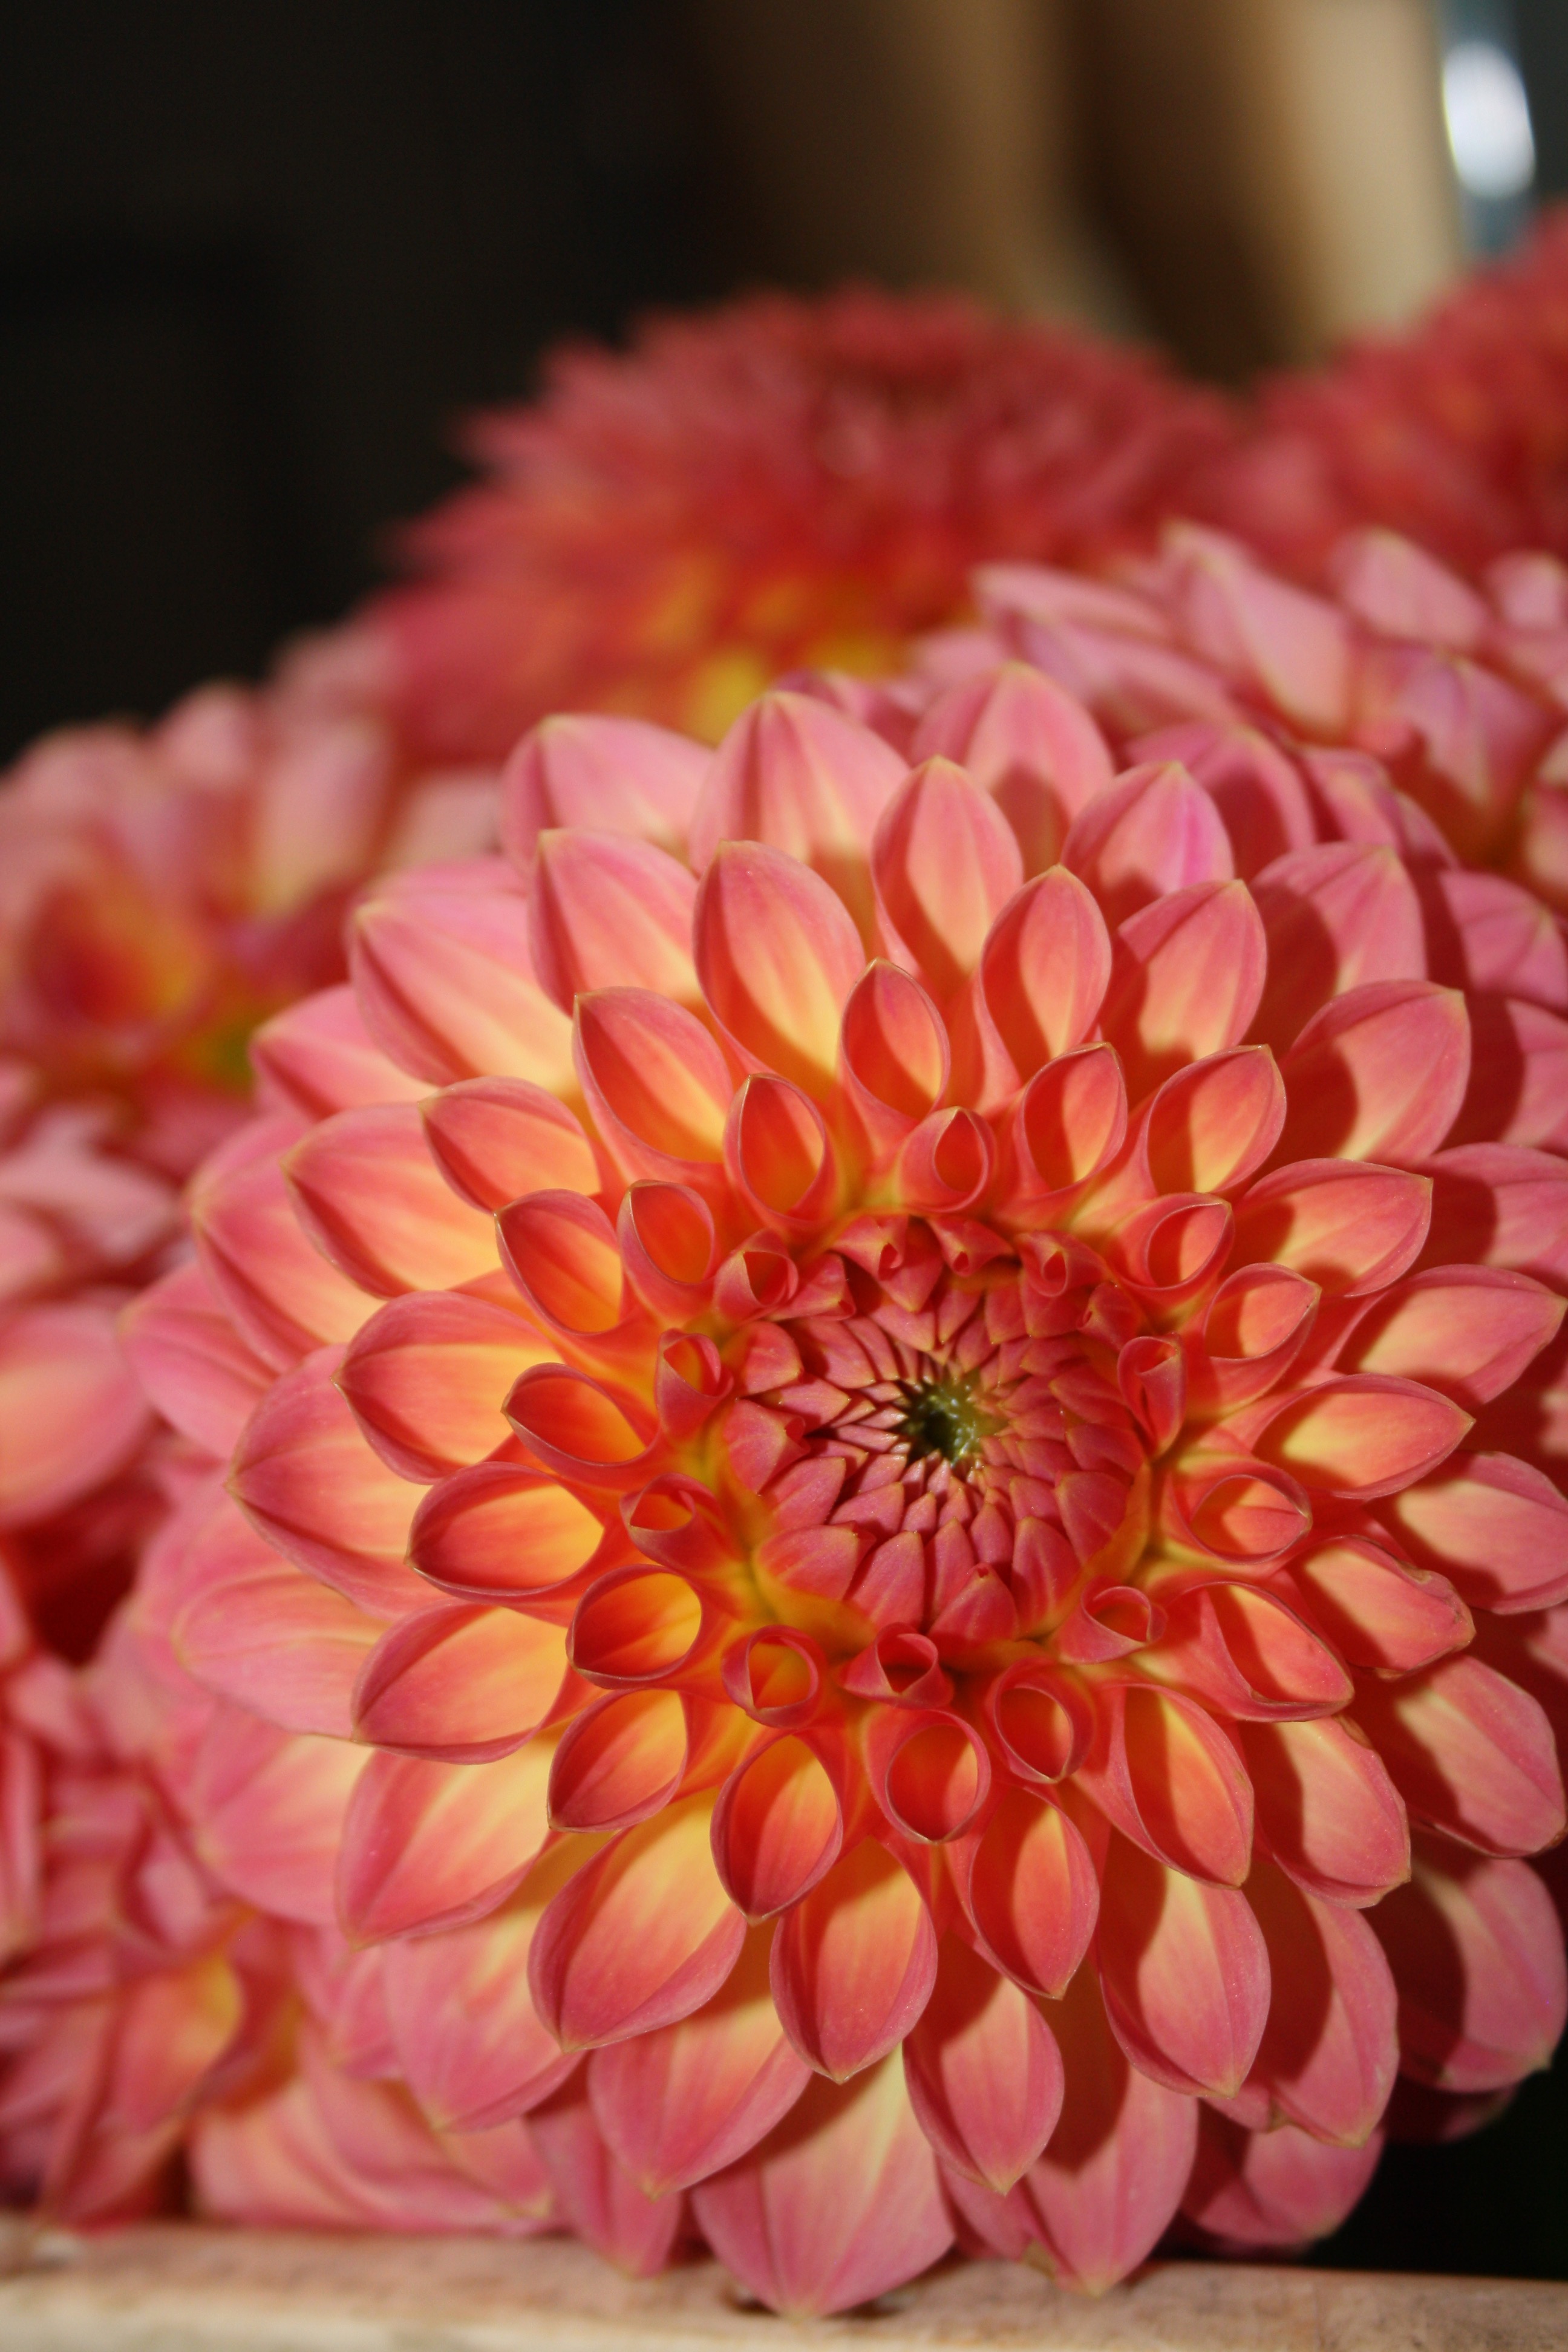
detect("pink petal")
[1063,759,1234,927]
[193,1706,368,1926]
[953,1787,1099,1999]
[349,869,575,1091]
[1096,1834,1270,2097]
[340,1290,560,1482]
[1233,1159,1432,1296]
[285,1105,498,1297]
[338,1740,555,1941]
[769,1837,937,2080]
[1279,982,1471,1165]
[528,2086,685,2276]
[120,1258,273,1459]
[1242,1714,1411,1907]
[0,1301,151,1528]
[910,661,1114,875]
[973,868,1112,1091]
[528,829,699,1011]
[1374,1844,1567,2091]
[1381,1452,1568,1614]
[1245,1861,1397,2146]
[191,1117,376,1370]
[353,1605,570,1762]
[904,1934,1062,2194]
[694,841,866,1097]
[251,984,429,1121]
[500,712,708,868]
[1100,880,1266,1100]
[871,759,1023,1001]
[1354,1657,1566,1858]
[174,1491,378,1736]
[1183,2111,1382,2249]
[1251,843,1426,1050]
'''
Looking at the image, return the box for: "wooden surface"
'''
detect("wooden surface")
[1,2225,1566,2352]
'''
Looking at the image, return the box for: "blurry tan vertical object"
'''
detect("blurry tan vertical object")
[1207,0,1464,358]
[691,0,1137,328]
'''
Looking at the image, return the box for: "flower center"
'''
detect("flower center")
[893,1373,998,1471]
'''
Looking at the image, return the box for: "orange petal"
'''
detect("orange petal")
[1246,1860,1397,2147]
[526,2085,686,2275]
[954,1787,1099,1999]
[500,711,708,868]
[769,1837,937,2080]
[174,1491,378,1736]
[229,1345,428,1615]
[711,1733,843,1919]
[408,1462,620,1613]
[193,1706,368,1927]
[1374,1844,1567,2091]
[1077,1684,1253,1885]
[974,867,1111,1088]
[1233,1159,1431,1296]
[871,758,1023,1001]
[191,1116,375,1369]
[349,869,574,1091]
[337,1740,555,1941]
[529,1794,744,2048]
[341,1290,558,1481]
[1282,1537,1471,1674]
[838,961,950,1161]
[529,829,698,1010]
[587,1925,809,2197]
[1063,759,1233,926]
[251,984,430,1120]
[694,841,866,1096]
[549,1688,691,1832]
[1243,1714,1410,1906]
[1096,1834,1270,2097]
[422,1077,601,1213]
[1143,1046,1285,1196]
[1379,1452,1568,1614]
[0,1301,151,1529]
[903,1934,1062,2194]
[1279,982,1471,1165]
[574,988,734,1186]
[1100,880,1266,1099]
[691,2054,952,2317]
[1252,843,1426,1049]
[353,1606,570,1762]
[285,1105,497,1297]
[909,661,1114,875]
[1353,1656,1566,1858]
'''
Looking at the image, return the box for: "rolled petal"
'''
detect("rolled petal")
[1142,1047,1285,1197]
[903,1933,1062,2194]
[529,1794,744,2049]
[1243,1715,1410,1906]
[769,1837,938,2080]
[1353,1657,1566,1857]
[711,1732,843,1919]
[1374,1844,1567,2091]
[497,1192,630,1345]
[337,1740,555,1942]
[284,1105,497,1297]
[229,1345,428,1613]
[548,1688,693,1834]
[871,759,1023,1001]
[341,1292,558,1483]
[838,962,950,1160]
[409,1463,622,1613]
[909,661,1114,874]
[120,1259,273,1459]
[528,829,699,1011]
[692,2054,952,2318]
[953,1788,1100,2001]
[1095,1834,1270,2098]
[349,870,575,1091]
[1005,1044,1127,1201]
[588,1926,811,2197]
[1100,881,1266,1099]
[1283,1538,1471,1676]
[499,712,708,868]
[574,988,733,1187]
[694,841,866,1096]
[1132,721,1318,877]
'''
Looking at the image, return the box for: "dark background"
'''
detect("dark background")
[2,1,1567,2282]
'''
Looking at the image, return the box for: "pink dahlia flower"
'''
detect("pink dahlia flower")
[128,675,1568,2310]
[958,520,1568,914]
[367,287,1234,763]
[1192,206,1568,588]
[0,670,496,1648]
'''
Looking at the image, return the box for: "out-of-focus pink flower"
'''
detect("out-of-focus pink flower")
[961,521,1568,906]
[0,670,498,1651]
[1191,207,1568,588]
[367,287,1235,763]
[137,679,1568,2308]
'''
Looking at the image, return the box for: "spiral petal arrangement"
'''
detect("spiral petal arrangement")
[104,652,1568,2311]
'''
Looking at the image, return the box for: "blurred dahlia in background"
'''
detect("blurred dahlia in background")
[1195,209,1568,590]
[364,286,1235,762]
[49,637,1563,2304]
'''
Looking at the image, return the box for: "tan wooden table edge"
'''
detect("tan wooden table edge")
[1,2224,1566,2352]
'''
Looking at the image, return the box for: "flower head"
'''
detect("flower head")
[137,664,1568,2310]
[1193,205,1568,586]
[368,287,1233,763]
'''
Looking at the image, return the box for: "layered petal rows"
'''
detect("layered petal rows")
[109,663,1568,2311]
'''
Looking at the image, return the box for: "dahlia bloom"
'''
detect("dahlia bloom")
[125,671,1568,2311]
[368,287,1234,763]
[0,669,495,1647]
[1193,206,1568,588]
[958,520,1568,916]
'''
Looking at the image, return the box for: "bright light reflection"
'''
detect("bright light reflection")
[1443,38,1536,200]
